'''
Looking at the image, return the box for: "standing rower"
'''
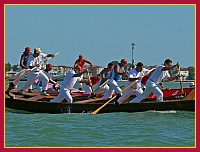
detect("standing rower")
[102,59,128,99]
[11,47,33,92]
[74,55,93,90]
[50,66,90,103]
[36,64,58,93]
[95,62,114,94]
[130,59,180,103]
[117,62,151,104]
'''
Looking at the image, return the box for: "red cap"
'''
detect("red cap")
[25,47,31,51]
[46,64,53,68]
[121,59,128,64]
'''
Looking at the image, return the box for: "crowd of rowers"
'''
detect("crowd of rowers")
[8,47,181,104]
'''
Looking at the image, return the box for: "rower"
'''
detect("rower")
[36,64,59,94]
[17,48,56,96]
[50,66,90,103]
[95,62,114,94]
[11,47,33,92]
[130,59,180,103]
[74,54,93,91]
[102,59,128,99]
[84,74,100,94]
[117,62,152,104]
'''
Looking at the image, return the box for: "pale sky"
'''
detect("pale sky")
[5,5,195,67]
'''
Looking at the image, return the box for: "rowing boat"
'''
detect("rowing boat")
[5,88,195,114]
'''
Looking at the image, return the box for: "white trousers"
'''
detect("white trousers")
[78,75,83,88]
[130,80,163,103]
[84,83,110,94]
[118,85,143,103]
[95,84,109,94]
[50,86,72,103]
[37,84,55,94]
[12,67,32,89]
[22,71,49,91]
[102,79,121,98]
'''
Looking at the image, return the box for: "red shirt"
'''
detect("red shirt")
[141,74,151,85]
[76,59,86,72]
[86,76,99,86]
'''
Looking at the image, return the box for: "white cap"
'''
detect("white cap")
[34,48,42,54]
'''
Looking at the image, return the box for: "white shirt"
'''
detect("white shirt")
[149,65,170,84]
[27,53,47,72]
[61,70,81,90]
[128,68,150,89]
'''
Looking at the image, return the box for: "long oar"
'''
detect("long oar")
[6,52,60,88]
[5,68,27,81]
[91,79,137,114]
[91,69,155,114]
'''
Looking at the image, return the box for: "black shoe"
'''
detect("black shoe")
[79,87,83,91]
[116,93,121,99]
[89,93,96,99]
[28,89,33,93]
[8,82,15,91]
[114,100,119,105]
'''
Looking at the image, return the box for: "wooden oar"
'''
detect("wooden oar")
[91,68,155,114]
[89,79,109,99]
[94,79,109,93]
[6,52,60,88]
[5,68,27,81]
[91,80,137,114]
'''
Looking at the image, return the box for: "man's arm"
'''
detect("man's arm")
[74,59,78,68]
[162,62,179,71]
[84,59,93,66]
[73,69,88,77]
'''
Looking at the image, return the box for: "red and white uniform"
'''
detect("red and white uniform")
[118,68,150,103]
[130,65,170,103]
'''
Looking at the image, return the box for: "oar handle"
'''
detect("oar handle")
[94,79,109,93]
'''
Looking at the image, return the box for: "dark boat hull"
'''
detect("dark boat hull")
[5,96,195,114]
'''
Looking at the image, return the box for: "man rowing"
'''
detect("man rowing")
[130,59,180,103]
[74,55,93,90]
[17,48,55,96]
[11,47,33,92]
[85,62,114,96]
[95,62,114,94]
[36,64,59,94]
[50,66,90,103]
[102,59,128,99]
[117,62,152,104]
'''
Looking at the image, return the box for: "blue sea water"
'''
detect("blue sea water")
[5,81,195,147]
